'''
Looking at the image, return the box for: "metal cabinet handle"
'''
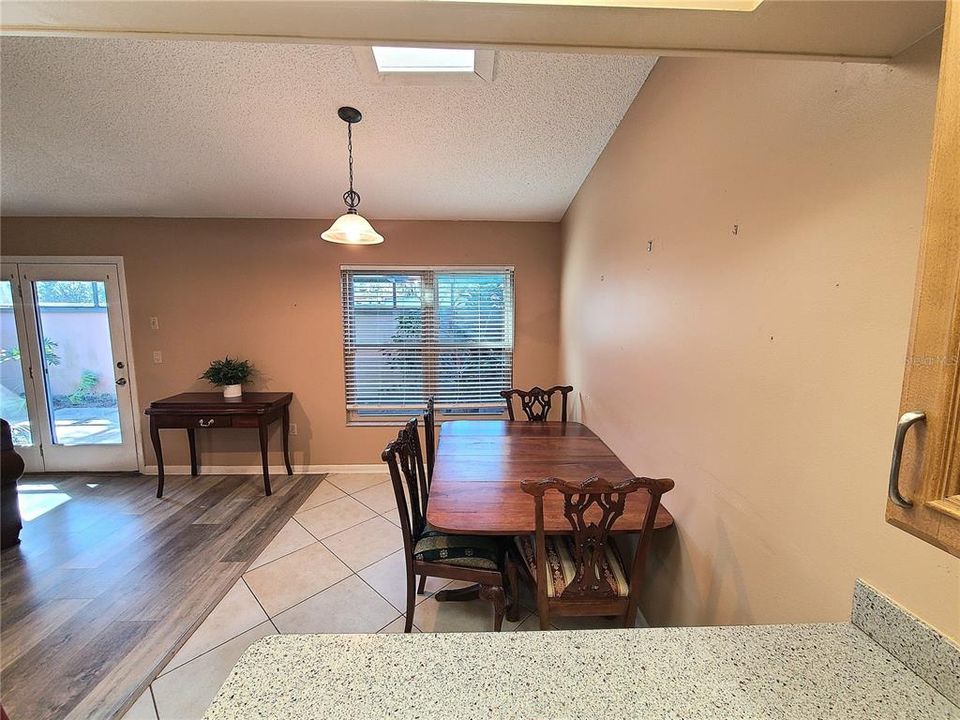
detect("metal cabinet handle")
[199,418,214,428]
[888,410,925,508]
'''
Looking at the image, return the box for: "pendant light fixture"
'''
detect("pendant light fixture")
[321,106,384,245]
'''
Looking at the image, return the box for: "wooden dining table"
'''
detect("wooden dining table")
[426,420,674,535]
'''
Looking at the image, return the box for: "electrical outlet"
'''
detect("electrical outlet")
[289,423,298,436]
[149,316,160,330]
[152,350,163,364]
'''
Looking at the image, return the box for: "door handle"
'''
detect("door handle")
[199,418,214,428]
[115,377,127,386]
[888,410,925,508]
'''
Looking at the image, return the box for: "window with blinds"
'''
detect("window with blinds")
[341,267,515,420]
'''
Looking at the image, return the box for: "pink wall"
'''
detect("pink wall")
[36,310,115,396]
[1,308,115,397]
[560,35,959,639]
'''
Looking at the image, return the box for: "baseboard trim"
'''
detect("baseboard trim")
[140,464,383,476]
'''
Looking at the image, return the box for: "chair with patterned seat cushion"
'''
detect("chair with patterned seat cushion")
[382,417,517,632]
[515,475,674,629]
[415,524,501,570]
[500,385,574,422]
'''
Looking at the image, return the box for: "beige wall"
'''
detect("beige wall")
[560,34,960,639]
[1,218,562,466]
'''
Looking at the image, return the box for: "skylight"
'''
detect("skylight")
[372,47,476,74]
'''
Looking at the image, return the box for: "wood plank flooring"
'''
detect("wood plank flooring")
[0,472,324,720]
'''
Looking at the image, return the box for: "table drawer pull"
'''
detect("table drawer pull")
[198,418,215,428]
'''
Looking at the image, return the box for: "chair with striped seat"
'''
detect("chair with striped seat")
[515,475,674,630]
[382,417,516,632]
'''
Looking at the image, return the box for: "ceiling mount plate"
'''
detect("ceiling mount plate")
[338,106,362,123]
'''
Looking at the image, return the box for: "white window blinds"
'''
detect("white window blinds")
[341,267,514,416]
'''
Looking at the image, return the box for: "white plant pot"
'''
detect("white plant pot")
[223,384,242,399]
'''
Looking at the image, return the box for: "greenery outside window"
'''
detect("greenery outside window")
[341,266,514,422]
[0,281,107,309]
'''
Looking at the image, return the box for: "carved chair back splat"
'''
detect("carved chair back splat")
[500,385,574,422]
[383,418,430,543]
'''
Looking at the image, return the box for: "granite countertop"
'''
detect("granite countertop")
[204,620,959,719]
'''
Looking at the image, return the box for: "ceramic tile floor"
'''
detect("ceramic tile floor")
[124,472,635,720]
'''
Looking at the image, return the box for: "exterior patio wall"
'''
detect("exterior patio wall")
[1,306,115,396]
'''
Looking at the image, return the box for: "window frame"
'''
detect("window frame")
[340,265,515,426]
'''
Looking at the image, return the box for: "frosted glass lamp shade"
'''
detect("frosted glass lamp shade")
[321,212,384,245]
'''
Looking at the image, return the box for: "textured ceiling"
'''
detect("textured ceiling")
[0,37,656,221]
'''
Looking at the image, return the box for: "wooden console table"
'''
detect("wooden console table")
[145,392,293,498]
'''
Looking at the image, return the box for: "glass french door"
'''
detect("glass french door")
[0,262,138,471]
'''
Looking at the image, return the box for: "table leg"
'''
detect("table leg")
[506,557,521,623]
[281,405,293,476]
[258,420,272,496]
[150,419,165,498]
[187,428,198,477]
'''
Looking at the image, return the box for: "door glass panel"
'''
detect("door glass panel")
[33,280,121,446]
[0,280,33,446]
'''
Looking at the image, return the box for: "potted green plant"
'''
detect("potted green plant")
[200,356,255,399]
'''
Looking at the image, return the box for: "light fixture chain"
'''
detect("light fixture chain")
[343,121,361,211]
[347,122,354,196]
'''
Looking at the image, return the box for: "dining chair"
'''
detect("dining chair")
[499,385,574,422]
[417,397,436,596]
[514,475,674,630]
[382,417,515,632]
[423,396,436,485]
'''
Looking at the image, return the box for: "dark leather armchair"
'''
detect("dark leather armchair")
[1,419,24,549]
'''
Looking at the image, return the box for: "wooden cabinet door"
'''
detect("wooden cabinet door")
[886,0,960,558]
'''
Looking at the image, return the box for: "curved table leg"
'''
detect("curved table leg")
[258,420,272,496]
[505,557,521,623]
[187,428,198,477]
[281,405,293,476]
[150,419,164,498]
